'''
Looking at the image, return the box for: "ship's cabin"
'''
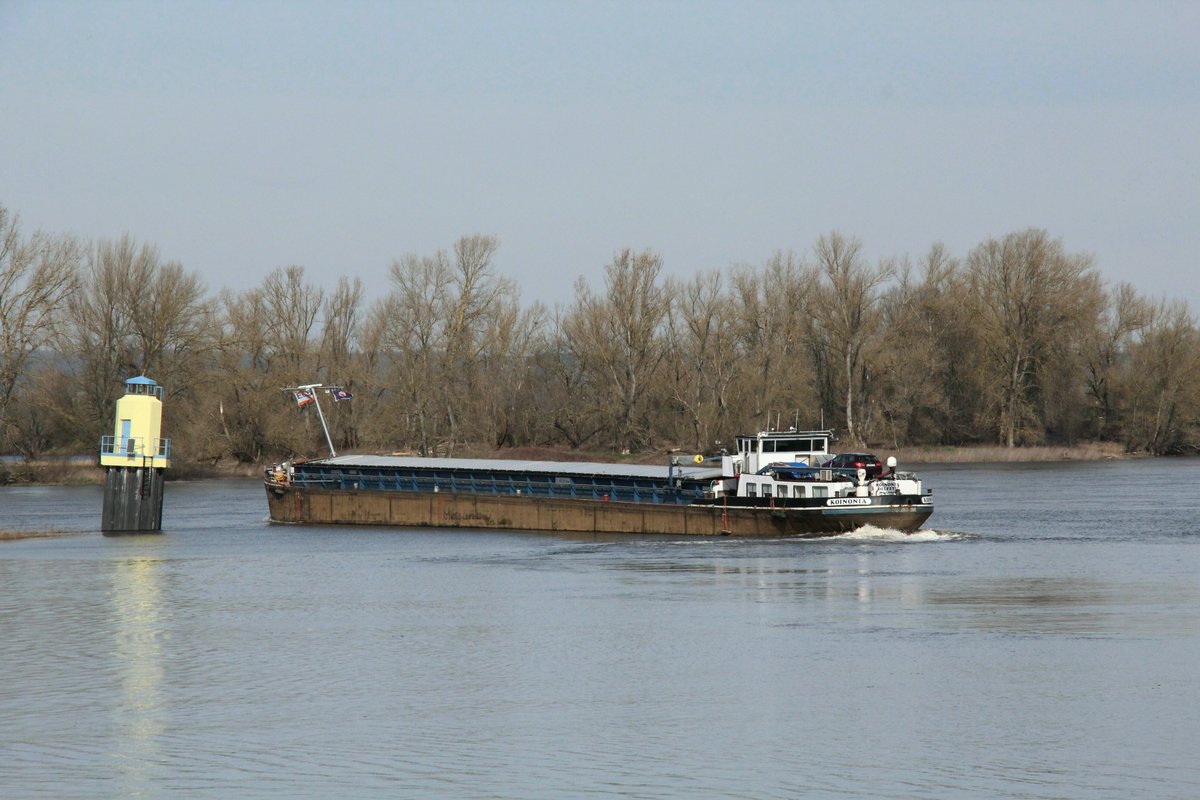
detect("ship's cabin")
[731,429,833,474]
[711,428,922,502]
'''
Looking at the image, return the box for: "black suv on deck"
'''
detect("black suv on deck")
[824,452,884,478]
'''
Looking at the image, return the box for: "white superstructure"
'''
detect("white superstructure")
[709,429,925,503]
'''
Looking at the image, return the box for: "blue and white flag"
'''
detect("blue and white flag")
[332,389,353,402]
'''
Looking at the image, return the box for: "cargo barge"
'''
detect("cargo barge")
[265,429,934,537]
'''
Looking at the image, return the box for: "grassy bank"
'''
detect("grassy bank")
[890,441,1129,463]
[0,461,103,486]
[0,529,86,541]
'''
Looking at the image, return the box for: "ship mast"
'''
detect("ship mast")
[282,383,344,458]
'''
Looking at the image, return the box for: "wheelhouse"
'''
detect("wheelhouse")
[733,429,833,474]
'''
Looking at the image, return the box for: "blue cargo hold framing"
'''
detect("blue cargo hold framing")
[288,462,712,505]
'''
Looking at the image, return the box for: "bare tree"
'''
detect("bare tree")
[63,237,155,443]
[127,261,213,386]
[210,267,326,462]
[1122,300,1200,454]
[1080,282,1150,440]
[967,229,1097,447]
[366,236,529,454]
[874,243,985,445]
[537,308,608,450]
[320,277,363,374]
[728,252,816,433]
[320,276,365,450]
[562,248,670,452]
[667,270,739,451]
[374,250,452,454]
[443,235,518,447]
[58,236,218,452]
[0,206,80,454]
[261,265,324,373]
[811,232,893,444]
[473,296,543,449]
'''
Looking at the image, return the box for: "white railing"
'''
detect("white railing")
[100,436,171,459]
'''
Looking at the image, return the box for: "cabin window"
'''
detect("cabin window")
[746,483,757,497]
[767,438,816,453]
[762,484,773,497]
[812,486,828,498]
[793,485,806,498]
[777,485,789,498]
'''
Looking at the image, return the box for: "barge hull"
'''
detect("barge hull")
[265,483,932,537]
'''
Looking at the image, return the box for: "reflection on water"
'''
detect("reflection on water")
[111,556,164,795]
[926,576,1200,636]
[931,576,1114,606]
[1,466,1199,799]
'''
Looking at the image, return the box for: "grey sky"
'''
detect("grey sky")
[2,0,1197,311]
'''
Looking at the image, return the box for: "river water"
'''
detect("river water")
[1,459,1198,799]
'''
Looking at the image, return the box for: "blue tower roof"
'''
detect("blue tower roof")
[125,375,159,387]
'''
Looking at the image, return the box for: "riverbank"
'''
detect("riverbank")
[891,441,1130,463]
[0,441,1135,486]
[0,459,264,486]
[0,461,101,486]
[0,529,87,542]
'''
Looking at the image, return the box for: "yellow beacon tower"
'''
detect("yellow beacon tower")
[100,375,171,532]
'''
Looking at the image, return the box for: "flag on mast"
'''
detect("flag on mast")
[332,389,353,402]
[293,389,314,408]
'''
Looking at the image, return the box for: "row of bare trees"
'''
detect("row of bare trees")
[2,202,1198,465]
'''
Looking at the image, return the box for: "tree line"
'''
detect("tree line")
[2,202,1198,465]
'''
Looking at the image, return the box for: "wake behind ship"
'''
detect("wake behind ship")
[265,429,934,537]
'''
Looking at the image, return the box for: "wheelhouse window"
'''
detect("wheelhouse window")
[762,437,828,454]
